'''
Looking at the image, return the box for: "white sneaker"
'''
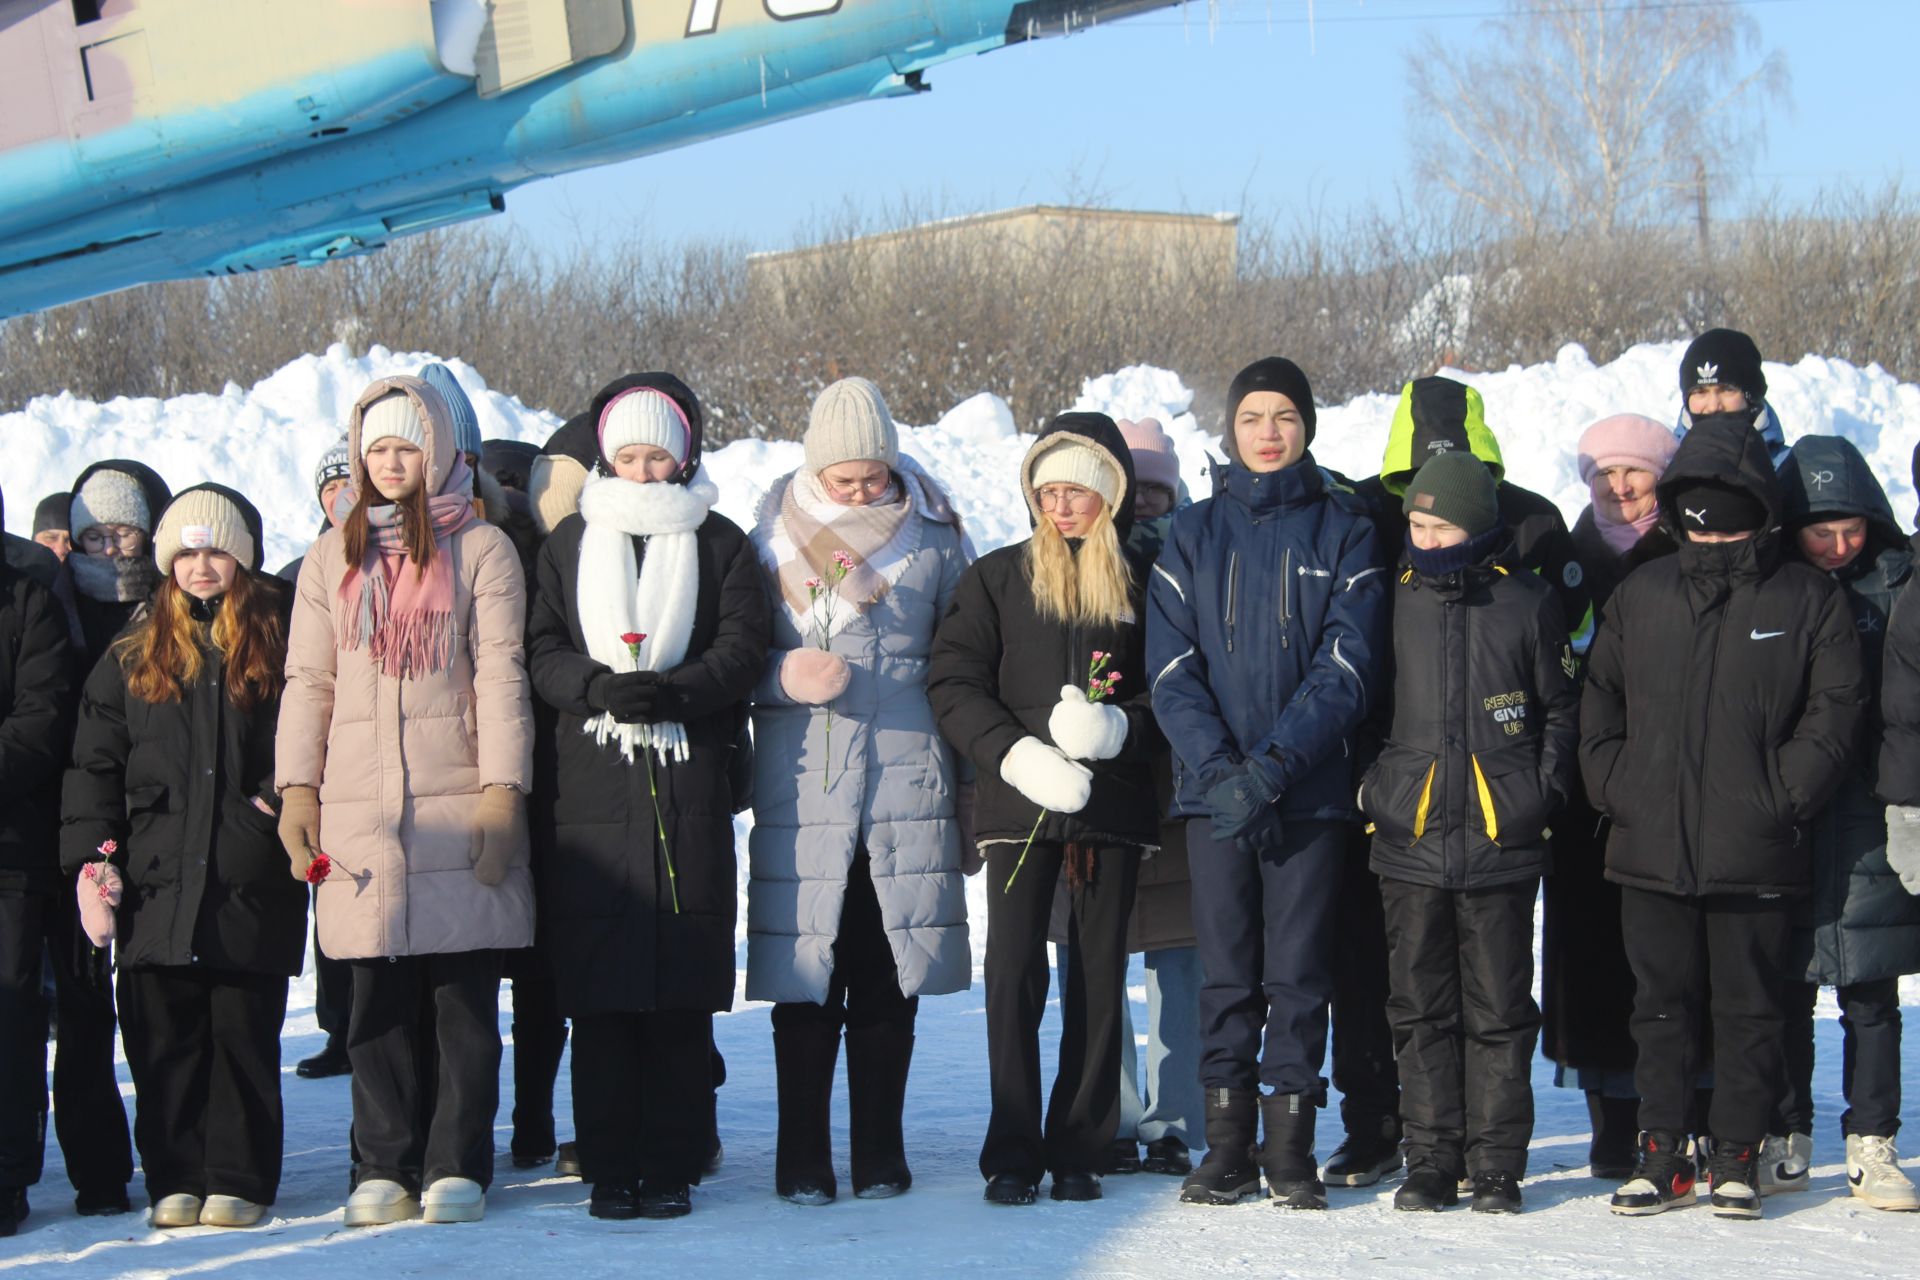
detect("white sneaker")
[1759,1132,1811,1194]
[344,1179,420,1228]
[149,1193,202,1228]
[198,1195,266,1228]
[1846,1134,1920,1211]
[421,1176,485,1224]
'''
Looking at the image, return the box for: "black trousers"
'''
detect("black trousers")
[347,950,503,1191]
[1331,826,1400,1135]
[1780,977,1902,1139]
[502,945,568,1154]
[118,966,288,1203]
[571,1009,714,1185]
[980,840,1137,1182]
[0,887,132,1196]
[1621,888,1793,1144]
[1381,877,1540,1178]
[1189,819,1341,1097]
[311,901,352,1044]
[771,852,918,1036]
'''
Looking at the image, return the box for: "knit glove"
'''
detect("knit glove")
[779,649,851,705]
[76,862,122,949]
[1000,736,1092,815]
[1048,685,1128,761]
[590,671,667,724]
[279,785,321,882]
[471,785,527,887]
[1887,806,1920,895]
[1204,755,1287,856]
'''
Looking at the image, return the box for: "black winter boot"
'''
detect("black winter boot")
[1258,1093,1328,1210]
[1586,1092,1639,1179]
[846,1025,914,1199]
[774,1026,840,1205]
[1181,1088,1265,1205]
[1322,1111,1403,1187]
[1394,1164,1459,1211]
[1610,1130,1697,1216]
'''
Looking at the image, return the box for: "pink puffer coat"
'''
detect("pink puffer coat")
[275,376,534,959]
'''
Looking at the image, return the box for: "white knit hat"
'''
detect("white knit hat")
[599,388,690,467]
[1029,437,1122,509]
[71,469,151,538]
[360,391,427,455]
[153,488,255,574]
[805,377,899,474]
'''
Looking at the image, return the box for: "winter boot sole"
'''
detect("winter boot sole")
[1851,1185,1920,1212]
[1609,1187,1696,1216]
[853,1179,910,1200]
[344,1196,420,1228]
[1268,1179,1327,1210]
[1323,1150,1403,1187]
[778,1184,835,1207]
[1179,1177,1266,1206]
[1709,1191,1762,1220]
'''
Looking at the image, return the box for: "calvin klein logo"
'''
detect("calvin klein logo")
[1809,469,1835,489]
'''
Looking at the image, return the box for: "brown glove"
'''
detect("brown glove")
[471,785,526,887]
[278,785,320,882]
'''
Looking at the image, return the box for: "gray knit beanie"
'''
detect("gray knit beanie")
[71,469,151,538]
[805,377,900,474]
[1402,451,1500,537]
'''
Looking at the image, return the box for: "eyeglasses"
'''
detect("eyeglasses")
[1036,485,1101,512]
[79,526,144,552]
[822,471,892,498]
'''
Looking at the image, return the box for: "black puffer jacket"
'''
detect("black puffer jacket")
[526,373,771,1017]
[1580,418,1867,897]
[1780,436,1920,984]
[0,486,76,885]
[1360,531,1579,890]
[60,565,306,976]
[929,414,1159,849]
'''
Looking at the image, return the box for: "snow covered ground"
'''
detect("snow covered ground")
[7,343,1920,1275]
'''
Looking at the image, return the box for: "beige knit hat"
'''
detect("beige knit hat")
[805,377,900,474]
[153,487,255,574]
[360,391,427,455]
[1029,436,1122,509]
[529,453,589,535]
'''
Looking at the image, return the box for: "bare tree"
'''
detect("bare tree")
[1406,0,1789,236]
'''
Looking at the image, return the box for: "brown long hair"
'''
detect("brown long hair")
[116,570,286,713]
[1025,504,1135,627]
[342,482,436,571]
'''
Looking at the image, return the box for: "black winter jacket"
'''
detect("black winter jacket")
[1580,419,1867,898]
[1361,535,1580,890]
[1779,436,1920,984]
[0,494,75,885]
[526,442,769,1014]
[929,415,1159,849]
[60,582,306,975]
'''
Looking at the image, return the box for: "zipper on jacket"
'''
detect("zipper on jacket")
[1472,754,1500,846]
[1688,613,1728,894]
[1413,761,1436,839]
[1279,550,1292,650]
[1224,551,1239,653]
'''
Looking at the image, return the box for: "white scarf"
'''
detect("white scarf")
[575,468,718,764]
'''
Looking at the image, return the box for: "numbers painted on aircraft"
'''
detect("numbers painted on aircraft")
[687,0,843,37]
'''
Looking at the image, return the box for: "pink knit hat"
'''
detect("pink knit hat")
[1117,417,1180,490]
[1576,413,1679,484]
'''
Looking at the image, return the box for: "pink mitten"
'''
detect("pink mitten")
[779,649,852,705]
[76,862,123,949]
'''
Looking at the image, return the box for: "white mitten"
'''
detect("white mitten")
[1000,736,1093,814]
[1048,685,1128,761]
[1886,806,1920,896]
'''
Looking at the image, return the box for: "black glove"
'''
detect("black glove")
[591,671,666,725]
[1204,756,1286,856]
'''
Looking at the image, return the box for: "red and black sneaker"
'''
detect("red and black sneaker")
[1708,1140,1763,1220]
[1610,1131,1698,1216]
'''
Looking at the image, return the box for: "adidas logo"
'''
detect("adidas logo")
[1697,361,1720,384]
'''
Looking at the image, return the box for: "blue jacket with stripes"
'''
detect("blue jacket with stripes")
[1147,455,1390,821]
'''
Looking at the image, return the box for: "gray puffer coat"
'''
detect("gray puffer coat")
[744,471,973,1004]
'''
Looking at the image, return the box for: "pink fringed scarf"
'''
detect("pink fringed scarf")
[336,454,476,679]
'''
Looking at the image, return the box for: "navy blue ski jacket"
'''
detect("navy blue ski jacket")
[1148,455,1389,821]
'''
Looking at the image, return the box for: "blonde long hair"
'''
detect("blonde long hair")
[114,572,286,714]
[1025,503,1135,626]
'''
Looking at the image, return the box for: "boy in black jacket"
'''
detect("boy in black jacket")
[1358,453,1578,1215]
[1581,418,1866,1220]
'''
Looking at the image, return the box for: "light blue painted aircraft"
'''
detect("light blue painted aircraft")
[0,0,1170,318]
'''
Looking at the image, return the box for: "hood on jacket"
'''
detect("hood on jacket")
[159,482,267,574]
[483,439,541,492]
[1656,413,1783,570]
[347,375,463,500]
[67,459,172,539]
[1782,435,1905,555]
[1019,412,1138,543]
[584,373,706,486]
[1378,376,1505,494]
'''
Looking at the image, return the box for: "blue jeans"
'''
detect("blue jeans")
[1057,944,1204,1146]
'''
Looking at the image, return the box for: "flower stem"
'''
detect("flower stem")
[1003,809,1047,894]
[645,751,680,914]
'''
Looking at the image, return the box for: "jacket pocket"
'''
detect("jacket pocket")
[1766,749,1801,829]
[1470,743,1553,848]
[1361,744,1437,846]
[126,783,168,815]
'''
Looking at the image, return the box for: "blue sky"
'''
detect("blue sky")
[499,0,1915,255]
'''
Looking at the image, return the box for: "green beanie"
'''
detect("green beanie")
[1402,451,1500,537]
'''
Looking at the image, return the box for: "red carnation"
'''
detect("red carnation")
[306,853,333,885]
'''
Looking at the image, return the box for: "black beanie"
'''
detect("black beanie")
[1226,357,1316,461]
[1672,480,1767,535]
[1680,328,1767,402]
[32,492,70,535]
[1402,451,1500,537]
